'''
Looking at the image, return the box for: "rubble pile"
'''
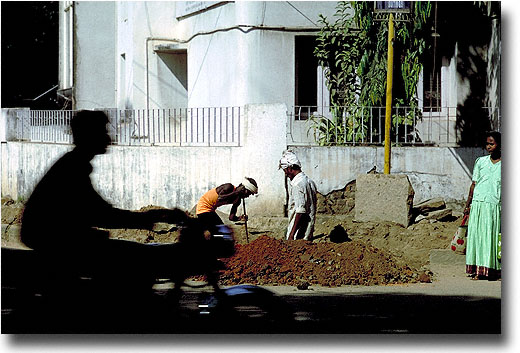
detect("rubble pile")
[413,198,456,223]
[219,236,424,287]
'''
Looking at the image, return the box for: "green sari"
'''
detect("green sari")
[466,155,501,277]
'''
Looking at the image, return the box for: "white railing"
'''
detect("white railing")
[10,105,500,148]
[17,110,74,144]
[15,107,242,147]
[288,105,501,147]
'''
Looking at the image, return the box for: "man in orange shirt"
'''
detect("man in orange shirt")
[196,177,258,231]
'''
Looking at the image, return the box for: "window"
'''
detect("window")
[155,46,188,107]
[422,54,442,112]
[295,36,318,119]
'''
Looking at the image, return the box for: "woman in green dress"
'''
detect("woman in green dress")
[464,131,501,280]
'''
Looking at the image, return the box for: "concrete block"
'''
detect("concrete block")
[355,174,414,227]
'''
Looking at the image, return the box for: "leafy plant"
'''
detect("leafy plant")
[308,106,370,146]
[313,1,433,144]
[308,114,346,146]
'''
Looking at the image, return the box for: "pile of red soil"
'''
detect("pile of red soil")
[219,236,422,287]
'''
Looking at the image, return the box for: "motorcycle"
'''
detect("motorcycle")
[1,219,293,333]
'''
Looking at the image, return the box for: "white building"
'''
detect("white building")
[58,1,500,146]
[59,1,339,111]
[2,1,501,213]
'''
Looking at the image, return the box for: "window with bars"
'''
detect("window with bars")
[422,51,442,112]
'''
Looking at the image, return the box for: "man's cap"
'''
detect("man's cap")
[279,150,301,170]
[242,177,258,194]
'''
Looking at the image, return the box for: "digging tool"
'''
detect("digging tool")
[242,198,249,243]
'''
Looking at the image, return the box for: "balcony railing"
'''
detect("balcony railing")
[14,107,242,147]
[287,105,501,147]
[9,104,501,148]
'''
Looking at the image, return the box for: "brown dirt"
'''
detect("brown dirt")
[219,236,419,287]
[1,192,463,287]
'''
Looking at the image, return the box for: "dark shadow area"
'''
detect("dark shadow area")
[157,51,188,91]
[17,110,191,283]
[281,292,500,334]
[436,2,498,146]
[447,146,486,179]
[1,2,61,109]
[3,110,219,333]
[1,247,289,334]
[2,246,501,335]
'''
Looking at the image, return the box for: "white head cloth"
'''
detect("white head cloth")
[242,177,258,194]
[279,150,301,170]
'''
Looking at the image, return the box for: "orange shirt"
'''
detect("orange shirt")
[196,188,219,215]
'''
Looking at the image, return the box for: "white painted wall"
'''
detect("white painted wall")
[1,104,288,215]
[128,2,187,110]
[74,1,117,109]
[64,1,499,146]
[2,105,484,215]
[182,1,338,109]
[290,145,485,203]
[70,1,338,111]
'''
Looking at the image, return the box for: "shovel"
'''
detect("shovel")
[242,198,249,243]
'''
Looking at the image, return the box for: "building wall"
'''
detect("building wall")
[290,145,484,202]
[1,104,288,215]
[126,2,187,110]
[68,1,338,111]
[73,1,117,109]
[62,1,500,145]
[2,104,483,216]
[180,1,338,109]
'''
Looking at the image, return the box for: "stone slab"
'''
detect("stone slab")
[355,174,414,227]
[415,208,453,222]
[414,197,446,214]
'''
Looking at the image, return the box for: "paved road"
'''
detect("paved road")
[1,247,501,334]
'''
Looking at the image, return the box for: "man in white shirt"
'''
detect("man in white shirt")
[279,150,317,241]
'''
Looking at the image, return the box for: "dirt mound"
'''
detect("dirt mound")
[219,236,424,287]
[2,196,458,286]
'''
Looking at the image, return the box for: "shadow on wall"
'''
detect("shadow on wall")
[447,147,486,180]
[436,2,497,147]
[157,52,188,91]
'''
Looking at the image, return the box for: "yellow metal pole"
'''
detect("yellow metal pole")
[384,13,395,174]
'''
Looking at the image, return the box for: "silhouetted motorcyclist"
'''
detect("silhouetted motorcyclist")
[21,110,189,283]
